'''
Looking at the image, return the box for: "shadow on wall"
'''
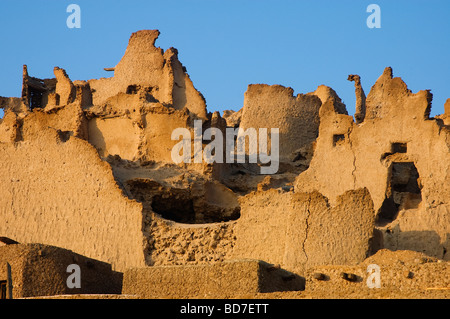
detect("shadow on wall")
[172,62,187,110]
[87,119,107,157]
[445,234,450,260]
[381,226,449,260]
[125,178,241,224]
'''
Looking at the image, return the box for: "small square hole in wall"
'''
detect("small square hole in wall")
[392,142,407,153]
[333,134,345,146]
[126,85,139,94]
[54,93,60,106]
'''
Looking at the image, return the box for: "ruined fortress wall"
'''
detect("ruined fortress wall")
[0,111,21,143]
[88,117,141,160]
[123,260,304,298]
[295,68,450,260]
[0,97,24,114]
[296,68,450,211]
[88,30,207,120]
[231,190,293,266]
[166,47,208,119]
[239,84,322,161]
[0,26,448,292]
[295,189,375,268]
[138,187,375,272]
[141,107,192,163]
[84,96,192,163]
[86,105,199,165]
[22,103,88,141]
[0,128,146,271]
[294,104,357,202]
[304,249,450,297]
[231,188,375,273]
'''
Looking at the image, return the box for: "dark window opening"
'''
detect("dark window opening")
[392,142,407,153]
[333,134,345,146]
[377,162,422,225]
[57,130,71,143]
[151,189,241,224]
[54,93,61,106]
[0,281,7,299]
[126,85,139,94]
[29,88,44,110]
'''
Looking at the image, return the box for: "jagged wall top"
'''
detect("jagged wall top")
[114,30,165,85]
[365,67,432,120]
[89,29,208,119]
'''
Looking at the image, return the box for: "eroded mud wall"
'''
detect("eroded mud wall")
[0,127,145,271]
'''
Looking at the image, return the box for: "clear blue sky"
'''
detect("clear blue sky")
[0,0,449,118]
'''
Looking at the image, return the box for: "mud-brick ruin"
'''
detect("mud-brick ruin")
[0,30,449,299]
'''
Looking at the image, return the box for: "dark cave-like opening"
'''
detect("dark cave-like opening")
[377,162,422,224]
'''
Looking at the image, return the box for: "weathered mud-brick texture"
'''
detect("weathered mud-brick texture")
[232,188,375,272]
[0,27,448,300]
[0,128,146,271]
[89,30,207,119]
[122,259,305,298]
[295,67,450,260]
[0,244,122,298]
[240,84,322,161]
[144,214,237,266]
[304,250,450,297]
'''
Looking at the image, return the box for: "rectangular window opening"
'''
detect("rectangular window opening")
[392,142,407,153]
